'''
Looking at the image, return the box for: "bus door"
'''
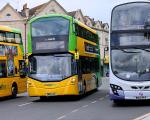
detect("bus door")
[18,60,27,92]
[77,59,83,94]
[0,60,7,95]
[6,57,16,94]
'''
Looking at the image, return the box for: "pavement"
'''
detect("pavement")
[134,113,150,120]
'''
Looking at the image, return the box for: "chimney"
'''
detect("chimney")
[23,3,29,18]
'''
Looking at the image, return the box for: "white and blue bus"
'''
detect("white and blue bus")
[110,2,150,103]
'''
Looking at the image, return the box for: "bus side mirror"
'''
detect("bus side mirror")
[19,60,27,78]
[73,23,77,35]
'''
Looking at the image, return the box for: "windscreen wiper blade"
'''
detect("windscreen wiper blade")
[132,46,150,52]
[111,46,141,53]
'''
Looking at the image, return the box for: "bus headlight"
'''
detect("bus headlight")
[110,84,123,96]
[70,78,76,85]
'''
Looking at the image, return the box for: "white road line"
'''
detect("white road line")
[133,113,150,120]
[71,109,79,113]
[18,102,33,107]
[106,94,109,97]
[56,115,66,120]
[91,101,97,104]
[82,105,89,108]
[99,97,105,101]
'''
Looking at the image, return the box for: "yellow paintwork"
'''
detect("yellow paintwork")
[82,73,97,92]
[77,36,97,57]
[28,73,97,97]
[0,25,12,32]
[104,55,109,64]
[0,42,27,97]
[28,75,79,96]
[75,20,97,34]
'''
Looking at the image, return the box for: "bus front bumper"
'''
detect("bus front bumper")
[110,90,150,100]
[28,85,79,97]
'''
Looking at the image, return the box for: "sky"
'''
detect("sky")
[1,0,150,23]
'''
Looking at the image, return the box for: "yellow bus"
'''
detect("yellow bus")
[27,14,101,99]
[0,25,27,98]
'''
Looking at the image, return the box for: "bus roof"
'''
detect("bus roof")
[29,14,97,34]
[29,14,72,23]
[0,25,21,33]
[75,20,97,34]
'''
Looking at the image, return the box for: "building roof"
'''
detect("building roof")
[29,0,68,17]
[29,2,47,17]
[68,11,76,17]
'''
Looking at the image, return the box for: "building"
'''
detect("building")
[0,0,109,76]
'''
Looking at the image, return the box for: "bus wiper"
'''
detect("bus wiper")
[112,46,141,53]
[138,68,150,77]
[132,47,150,52]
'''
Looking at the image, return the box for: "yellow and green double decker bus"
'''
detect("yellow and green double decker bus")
[27,14,101,99]
[0,25,27,98]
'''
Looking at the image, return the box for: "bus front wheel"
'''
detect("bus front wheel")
[113,100,123,105]
[82,81,86,94]
[11,84,18,98]
[40,96,47,101]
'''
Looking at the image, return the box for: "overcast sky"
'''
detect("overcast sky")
[1,0,150,23]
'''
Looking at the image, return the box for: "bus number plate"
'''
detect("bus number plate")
[135,96,146,100]
[46,93,56,96]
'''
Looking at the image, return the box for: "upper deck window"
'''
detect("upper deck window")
[32,17,69,37]
[15,33,21,44]
[31,17,70,53]
[0,32,5,42]
[111,3,150,30]
[75,24,98,43]
[6,32,15,42]
[0,31,21,44]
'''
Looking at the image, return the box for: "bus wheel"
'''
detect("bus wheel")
[40,96,47,101]
[82,81,86,94]
[113,100,122,105]
[11,84,18,98]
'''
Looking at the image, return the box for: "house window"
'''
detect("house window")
[105,38,108,44]
[6,13,11,18]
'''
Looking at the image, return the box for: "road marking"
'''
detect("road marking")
[18,102,33,107]
[91,101,97,104]
[99,97,105,101]
[71,109,79,113]
[106,95,109,97]
[133,112,150,120]
[82,105,88,108]
[56,115,66,120]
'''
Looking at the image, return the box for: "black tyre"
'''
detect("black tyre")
[106,72,109,77]
[113,100,123,105]
[82,81,86,94]
[40,96,47,101]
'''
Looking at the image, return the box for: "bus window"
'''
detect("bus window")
[0,45,5,56]
[7,59,15,76]
[15,34,21,44]
[0,32,5,42]
[0,61,7,77]
[6,32,15,43]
